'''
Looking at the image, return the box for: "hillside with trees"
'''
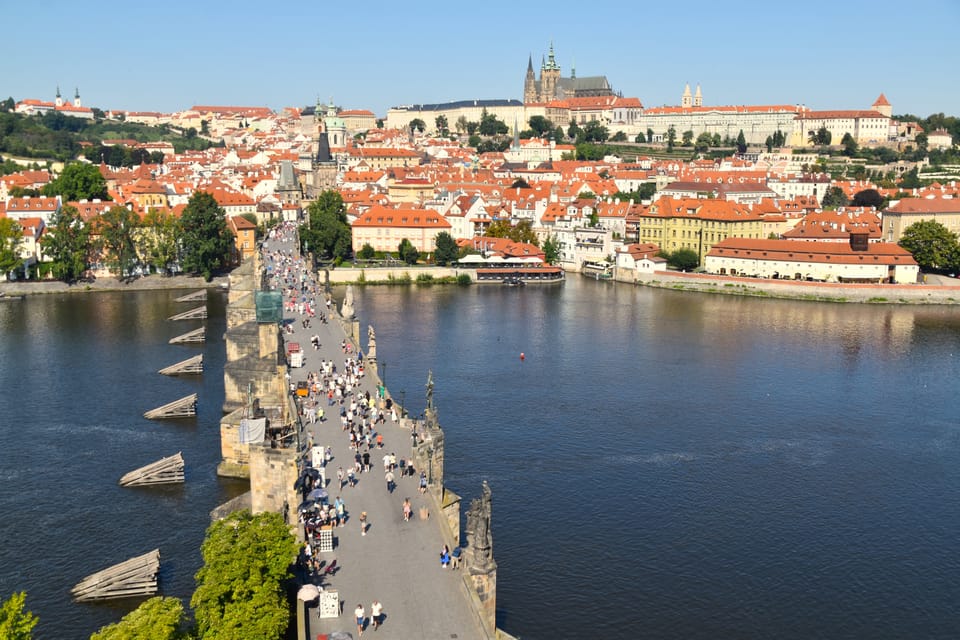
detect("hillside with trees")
[0,105,218,165]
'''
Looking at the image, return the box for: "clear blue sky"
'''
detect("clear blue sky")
[2,0,957,119]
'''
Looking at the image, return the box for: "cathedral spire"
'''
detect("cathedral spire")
[527,54,533,73]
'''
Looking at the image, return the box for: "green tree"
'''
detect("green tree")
[191,511,298,640]
[667,247,700,270]
[542,235,559,265]
[568,121,582,141]
[0,97,14,112]
[99,205,140,278]
[898,220,960,272]
[851,188,885,209]
[841,132,858,156]
[681,130,694,147]
[434,114,448,136]
[465,121,479,135]
[736,130,747,154]
[694,132,713,153]
[357,243,375,260]
[141,209,180,275]
[582,121,609,143]
[0,217,24,277]
[528,115,553,137]
[0,592,38,640]
[90,596,185,640]
[821,186,849,209]
[376,118,384,129]
[666,126,677,152]
[409,118,425,133]
[200,119,210,136]
[398,238,419,265]
[646,128,654,143]
[899,167,922,189]
[478,110,508,136]
[765,135,774,153]
[468,134,482,148]
[42,204,91,281]
[43,162,109,201]
[553,126,565,141]
[178,191,232,281]
[433,231,459,266]
[455,116,468,134]
[300,190,352,262]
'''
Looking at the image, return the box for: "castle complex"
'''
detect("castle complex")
[523,43,615,104]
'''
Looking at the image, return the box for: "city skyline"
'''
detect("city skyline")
[2,0,958,119]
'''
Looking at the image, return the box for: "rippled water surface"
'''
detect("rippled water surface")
[2,280,960,639]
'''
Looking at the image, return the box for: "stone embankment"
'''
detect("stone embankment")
[627,271,960,305]
[0,275,229,296]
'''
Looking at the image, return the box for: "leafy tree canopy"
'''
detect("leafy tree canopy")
[850,188,885,209]
[191,511,298,640]
[141,209,180,275]
[409,118,426,133]
[528,115,553,137]
[0,217,24,276]
[357,243,375,260]
[179,191,232,281]
[485,219,538,246]
[433,231,459,266]
[0,591,38,640]
[42,204,91,281]
[542,235,559,265]
[98,205,140,278]
[821,186,849,209]
[898,220,960,272]
[398,238,419,265]
[90,596,186,640]
[300,190,352,262]
[667,248,700,270]
[43,162,108,201]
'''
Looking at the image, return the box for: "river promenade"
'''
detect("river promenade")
[259,228,493,639]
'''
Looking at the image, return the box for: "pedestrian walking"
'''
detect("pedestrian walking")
[355,603,365,637]
[337,466,345,490]
[419,470,427,494]
[403,497,412,522]
[371,600,383,630]
[440,544,450,568]
[359,511,368,536]
[385,470,395,493]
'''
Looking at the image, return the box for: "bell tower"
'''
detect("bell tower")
[540,42,561,102]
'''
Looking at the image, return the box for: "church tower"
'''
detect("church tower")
[694,84,702,107]
[55,86,63,108]
[681,83,692,108]
[74,87,82,108]
[872,93,892,118]
[524,54,537,104]
[540,42,561,102]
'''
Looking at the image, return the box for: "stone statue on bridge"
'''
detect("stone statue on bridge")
[465,481,496,573]
[341,285,355,320]
[366,325,377,360]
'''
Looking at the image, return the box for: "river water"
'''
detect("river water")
[2,279,959,639]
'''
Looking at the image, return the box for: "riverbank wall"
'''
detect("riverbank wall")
[616,270,960,305]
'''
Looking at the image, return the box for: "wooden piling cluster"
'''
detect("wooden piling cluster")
[119,452,185,486]
[174,290,208,303]
[168,305,208,321]
[169,327,206,344]
[158,354,204,376]
[144,393,198,419]
[71,549,161,601]
[77,290,213,605]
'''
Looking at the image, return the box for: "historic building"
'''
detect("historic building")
[523,43,614,104]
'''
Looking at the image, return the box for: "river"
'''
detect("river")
[1,279,959,639]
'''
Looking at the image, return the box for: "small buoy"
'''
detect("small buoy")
[520,352,525,361]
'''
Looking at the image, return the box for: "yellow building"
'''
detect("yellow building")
[638,196,764,264]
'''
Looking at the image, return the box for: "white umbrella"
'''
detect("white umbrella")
[297,583,321,601]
